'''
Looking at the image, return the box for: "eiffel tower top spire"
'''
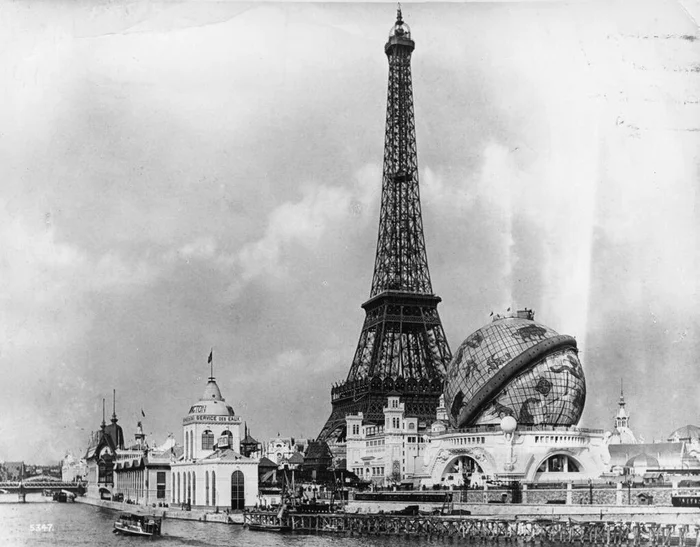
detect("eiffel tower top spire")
[370,4,430,297]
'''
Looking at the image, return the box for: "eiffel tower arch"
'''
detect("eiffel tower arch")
[318,8,452,445]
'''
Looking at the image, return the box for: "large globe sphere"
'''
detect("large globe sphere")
[444,315,586,428]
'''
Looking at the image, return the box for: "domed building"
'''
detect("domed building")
[170,368,259,510]
[444,311,585,428]
[421,310,609,488]
[668,425,700,443]
[606,391,700,477]
[607,381,638,445]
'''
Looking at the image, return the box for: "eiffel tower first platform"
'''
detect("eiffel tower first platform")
[318,8,452,444]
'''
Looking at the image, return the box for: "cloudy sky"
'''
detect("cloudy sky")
[1,0,698,464]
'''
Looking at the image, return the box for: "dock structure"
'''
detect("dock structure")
[244,511,700,544]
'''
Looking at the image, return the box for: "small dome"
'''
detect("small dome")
[187,378,234,416]
[444,315,586,428]
[668,425,700,442]
[608,427,637,445]
[202,379,223,401]
[626,453,660,469]
[389,19,411,40]
[387,7,412,42]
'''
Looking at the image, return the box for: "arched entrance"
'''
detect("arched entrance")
[441,455,484,488]
[231,470,245,510]
[535,454,582,475]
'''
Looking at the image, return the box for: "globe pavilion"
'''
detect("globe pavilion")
[420,310,609,488]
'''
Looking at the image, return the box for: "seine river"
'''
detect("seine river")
[0,498,412,547]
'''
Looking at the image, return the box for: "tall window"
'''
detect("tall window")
[202,430,214,450]
[212,471,216,507]
[185,431,190,459]
[190,433,194,459]
[157,471,166,499]
[205,471,210,506]
[192,471,197,506]
[231,470,245,510]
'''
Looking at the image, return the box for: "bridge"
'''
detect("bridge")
[0,480,86,502]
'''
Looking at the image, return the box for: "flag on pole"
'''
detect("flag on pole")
[141,409,146,418]
[208,350,213,363]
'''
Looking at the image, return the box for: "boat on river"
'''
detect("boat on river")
[247,522,291,532]
[113,513,162,537]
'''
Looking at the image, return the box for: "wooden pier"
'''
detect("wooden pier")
[244,511,700,544]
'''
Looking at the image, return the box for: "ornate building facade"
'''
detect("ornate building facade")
[170,374,258,509]
[345,393,429,485]
[112,423,180,505]
[84,394,124,499]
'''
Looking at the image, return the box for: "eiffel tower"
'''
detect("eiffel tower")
[318,7,452,443]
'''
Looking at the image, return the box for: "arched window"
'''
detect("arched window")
[202,430,214,451]
[537,454,581,473]
[187,472,191,504]
[205,471,210,506]
[190,433,194,459]
[177,473,180,503]
[185,431,190,459]
[212,471,216,507]
[231,470,245,510]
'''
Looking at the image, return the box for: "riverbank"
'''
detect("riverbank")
[74,495,700,527]
[75,496,245,524]
[347,501,700,525]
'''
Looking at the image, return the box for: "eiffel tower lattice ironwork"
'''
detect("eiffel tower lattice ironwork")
[318,7,452,443]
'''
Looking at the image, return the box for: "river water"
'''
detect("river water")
[0,499,414,547]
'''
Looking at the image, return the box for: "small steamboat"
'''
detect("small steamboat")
[113,513,162,537]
